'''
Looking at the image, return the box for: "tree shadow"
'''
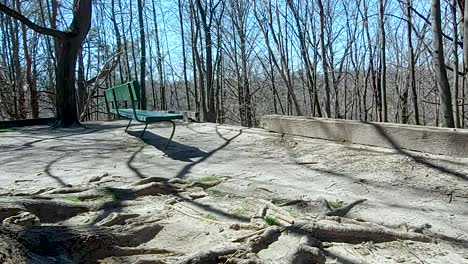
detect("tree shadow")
[44,156,70,187]
[127,130,208,162]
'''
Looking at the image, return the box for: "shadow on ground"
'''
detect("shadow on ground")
[365,122,468,181]
[127,130,208,162]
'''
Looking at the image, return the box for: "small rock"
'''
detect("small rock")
[164,198,178,205]
[88,172,110,183]
[188,190,208,199]
[3,212,40,227]
[230,224,240,230]
[395,257,406,263]
[219,227,225,233]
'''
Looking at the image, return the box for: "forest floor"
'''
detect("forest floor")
[0,120,467,264]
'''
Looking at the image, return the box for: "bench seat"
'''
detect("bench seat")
[105,80,183,149]
[110,109,183,122]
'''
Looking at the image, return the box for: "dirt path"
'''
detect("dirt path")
[0,121,467,263]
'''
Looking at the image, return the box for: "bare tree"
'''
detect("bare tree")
[0,0,92,126]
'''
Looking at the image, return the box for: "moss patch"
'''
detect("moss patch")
[203,214,218,221]
[64,196,82,202]
[328,199,345,209]
[264,216,281,226]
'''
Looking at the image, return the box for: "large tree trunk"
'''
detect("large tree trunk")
[55,39,81,127]
[0,0,93,126]
[431,0,455,128]
[55,0,92,127]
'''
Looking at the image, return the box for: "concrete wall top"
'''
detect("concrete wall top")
[260,115,468,156]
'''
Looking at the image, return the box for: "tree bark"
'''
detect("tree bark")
[452,0,461,128]
[17,0,38,118]
[407,0,420,125]
[431,0,455,127]
[317,0,331,118]
[179,0,191,111]
[137,0,147,110]
[152,0,166,110]
[379,0,388,122]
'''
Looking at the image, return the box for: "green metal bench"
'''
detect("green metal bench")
[104,80,183,149]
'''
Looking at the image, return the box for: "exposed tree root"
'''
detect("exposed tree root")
[0,222,170,264]
[289,219,432,244]
[0,198,93,223]
[96,212,141,226]
[177,227,282,264]
[321,198,367,217]
[176,198,434,264]
[0,176,443,264]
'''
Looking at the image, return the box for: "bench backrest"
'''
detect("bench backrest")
[105,80,141,111]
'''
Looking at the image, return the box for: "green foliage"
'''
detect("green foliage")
[195,176,221,182]
[208,188,223,195]
[328,199,345,209]
[233,207,250,217]
[203,214,218,221]
[264,216,281,226]
[64,196,82,202]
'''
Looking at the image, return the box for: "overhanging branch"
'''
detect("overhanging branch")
[0,3,66,39]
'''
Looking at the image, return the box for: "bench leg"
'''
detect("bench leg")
[125,119,132,132]
[140,122,149,138]
[164,120,176,150]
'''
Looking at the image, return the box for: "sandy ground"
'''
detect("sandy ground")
[0,120,467,263]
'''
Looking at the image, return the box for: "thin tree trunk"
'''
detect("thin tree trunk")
[17,0,38,118]
[317,0,331,118]
[463,0,468,127]
[118,0,131,79]
[379,0,388,122]
[110,0,124,84]
[407,0,420,125]
[137,0,146,110]
[431,0,455,127]
[452,0,461,128]
[151,0,166,110]
[178,0,191,110]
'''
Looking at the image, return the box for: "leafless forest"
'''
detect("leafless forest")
[0,0,467,128]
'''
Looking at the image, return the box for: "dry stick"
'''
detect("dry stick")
[255,198,294,219]
[231,228,267,243]
[275,213,295,224]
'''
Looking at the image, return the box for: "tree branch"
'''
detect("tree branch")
[0,3,66,39]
